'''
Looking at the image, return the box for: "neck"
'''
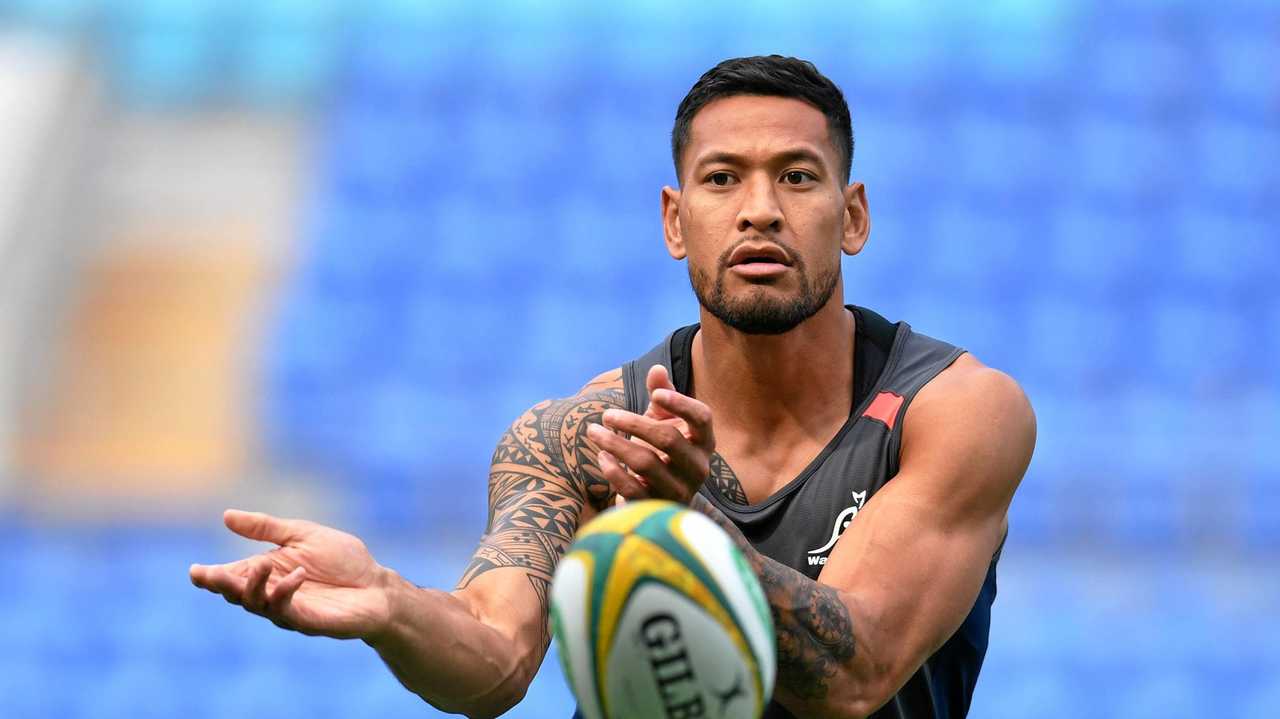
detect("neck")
[690,291,855,438]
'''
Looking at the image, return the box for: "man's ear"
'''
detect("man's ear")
[661,185,686,260]
[842,182,870,256]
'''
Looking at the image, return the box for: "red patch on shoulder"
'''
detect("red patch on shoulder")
[862,391,905,430]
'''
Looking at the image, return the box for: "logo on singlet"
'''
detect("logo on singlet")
[807,491,867,566]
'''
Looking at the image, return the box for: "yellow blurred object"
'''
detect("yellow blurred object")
[17,236,276,505]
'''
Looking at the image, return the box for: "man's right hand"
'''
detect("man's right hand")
[189,509,393,641]
[187,380,631,717]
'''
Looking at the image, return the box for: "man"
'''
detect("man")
[190,55,1035,719]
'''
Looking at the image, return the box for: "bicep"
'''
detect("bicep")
[817,365,1034,697]
[452,387,625,659]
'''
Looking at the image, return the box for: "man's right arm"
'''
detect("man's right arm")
[363,371,625,717]
[189,371,625,719]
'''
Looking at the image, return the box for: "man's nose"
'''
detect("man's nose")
[736,175,783,233]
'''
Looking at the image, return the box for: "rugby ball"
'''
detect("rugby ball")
[550,500,776,719]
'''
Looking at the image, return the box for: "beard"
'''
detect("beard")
[689,241,840,335]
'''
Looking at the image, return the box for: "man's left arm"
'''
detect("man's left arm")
[592,358,1036,718]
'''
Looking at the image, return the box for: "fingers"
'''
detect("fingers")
[269,567,306,608]
[242,556,273,614]
[645,365,678,420]
[596,449,650,500]
[600,408,710,482]
[266,567,306,629]
[588,421,692,502]
[190,558,305,631]
[224,509,306,546]
[190,562,249,604]
[640,364,716,448]
[649,388,715,447]
[646,364,676,393]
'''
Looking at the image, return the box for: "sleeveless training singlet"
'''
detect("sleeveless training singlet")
[614,305,1001,719]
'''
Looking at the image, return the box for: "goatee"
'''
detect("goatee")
[689,242,840,335]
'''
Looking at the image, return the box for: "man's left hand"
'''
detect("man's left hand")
[586,364,715,504]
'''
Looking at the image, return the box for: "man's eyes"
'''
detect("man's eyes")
[703,170,817,187]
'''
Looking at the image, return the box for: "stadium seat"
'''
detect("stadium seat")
[231,0,341,105]
[1204,29,1280,115]
[1192,118,1279,204]
[1085,33,1195,107]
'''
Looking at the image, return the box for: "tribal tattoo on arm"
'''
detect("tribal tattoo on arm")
[689,493,857,703]
[455,384,625,649]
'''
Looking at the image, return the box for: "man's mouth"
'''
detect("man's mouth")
[729,261,789,278]
[727,249,791,280]
[727,243,792,268]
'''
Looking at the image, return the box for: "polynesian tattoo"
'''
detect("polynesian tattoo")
[707,452,750,505]
[455,375,624,648]
[690,493,857,703]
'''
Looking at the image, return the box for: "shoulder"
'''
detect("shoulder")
[899,353,1036,509]
[576,368,625,395]
[907,354,1035,435]
[497,368,626,511]
[510,369,626,430]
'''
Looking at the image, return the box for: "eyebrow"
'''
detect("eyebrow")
[693,148,829,173]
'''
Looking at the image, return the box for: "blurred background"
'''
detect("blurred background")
[0,0,1276,716]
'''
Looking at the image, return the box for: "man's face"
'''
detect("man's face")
[664,94,864,335]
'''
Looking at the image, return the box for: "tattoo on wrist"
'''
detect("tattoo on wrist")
[689,494,855,701]
[758,559,856,700]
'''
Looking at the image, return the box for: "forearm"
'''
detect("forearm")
[369,390,620,716]
[364,569,532,719]
[690,495,881,718]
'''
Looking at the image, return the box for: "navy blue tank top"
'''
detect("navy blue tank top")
[608,305,999,719]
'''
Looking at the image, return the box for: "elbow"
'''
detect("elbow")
[457,682,530,719]
[843,680,896,719]
[430,651,538,719]
[458,666,537,719]
[825,678,897,719]
[781,658,899,719]
[836,597,921,719]
[438,680,529,719]
[482,665,537,718]
[831,648,909,719]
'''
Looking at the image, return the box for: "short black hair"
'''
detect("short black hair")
[671,55,854,184]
